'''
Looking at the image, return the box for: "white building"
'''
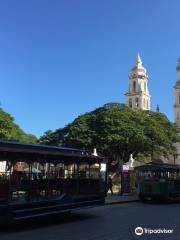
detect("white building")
[158,59,180,164]
[125,54,151,110]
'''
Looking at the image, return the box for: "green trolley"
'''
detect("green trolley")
[135,163,180,202]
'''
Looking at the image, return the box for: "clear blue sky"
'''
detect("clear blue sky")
[0,0,179,137]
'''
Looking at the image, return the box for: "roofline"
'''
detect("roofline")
[0,140,104,162]
[135,163,180,172]
[0,140,84,152]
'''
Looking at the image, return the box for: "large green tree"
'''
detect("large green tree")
[39,103,179,164]
[0,108,37,144]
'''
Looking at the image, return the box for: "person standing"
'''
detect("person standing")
[107,175,113,195]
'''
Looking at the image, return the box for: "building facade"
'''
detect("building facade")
[161,59,180,164]
[125,55,151,110]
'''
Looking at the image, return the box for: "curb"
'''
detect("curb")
[105,199,139,205]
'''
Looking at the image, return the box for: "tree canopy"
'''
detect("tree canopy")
[0,108,37,144]
[39,103,179,164]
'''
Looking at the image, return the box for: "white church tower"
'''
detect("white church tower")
[174,59,180,129]
[125,55,151,110]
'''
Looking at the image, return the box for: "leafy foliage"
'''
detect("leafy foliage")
[0,108,37,144]
[39,103,179,164]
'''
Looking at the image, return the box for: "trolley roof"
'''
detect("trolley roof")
[135,163,180,172]
[0,141,104,163]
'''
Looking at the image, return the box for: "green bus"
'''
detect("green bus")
[135,162,180,202]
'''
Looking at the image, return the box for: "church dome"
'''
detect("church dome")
[129,54,148,80]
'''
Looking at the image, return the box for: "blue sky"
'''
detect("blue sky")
[0,0,179,137]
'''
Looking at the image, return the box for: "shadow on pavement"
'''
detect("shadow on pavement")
[0,212,99,235]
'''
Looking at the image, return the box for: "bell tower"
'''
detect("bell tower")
[125,54,151,110]
[174,59,180,128]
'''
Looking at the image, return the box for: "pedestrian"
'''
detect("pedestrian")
[107,175,113,195]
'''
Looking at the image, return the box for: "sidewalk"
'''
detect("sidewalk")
[105,193,139,205]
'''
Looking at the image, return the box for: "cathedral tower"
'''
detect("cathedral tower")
[125,55,151,110]
[174,59,180,129]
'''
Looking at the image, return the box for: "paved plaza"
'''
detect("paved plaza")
[1,202,180,240]
[105,193,139,204]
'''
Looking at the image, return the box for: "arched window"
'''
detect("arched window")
[135,98,139,108]
[129,98,132,108]
[133,81,136,92]
[147,100,149,109]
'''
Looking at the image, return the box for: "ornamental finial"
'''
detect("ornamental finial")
[135,53,142,67]
[177,58,180,72]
